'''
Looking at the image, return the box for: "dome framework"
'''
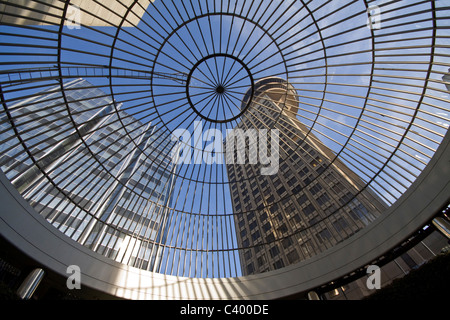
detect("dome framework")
[0,0,449,299]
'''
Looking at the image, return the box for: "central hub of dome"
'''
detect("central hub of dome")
[186,54,254,124]
[215,85,225,94]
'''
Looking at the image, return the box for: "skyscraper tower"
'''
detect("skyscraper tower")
[0,78,177,272]
[226,77,387,276]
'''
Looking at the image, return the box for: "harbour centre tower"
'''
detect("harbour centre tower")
[226,78,388,276]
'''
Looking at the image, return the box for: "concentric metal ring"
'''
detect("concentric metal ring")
[186,53,254,123]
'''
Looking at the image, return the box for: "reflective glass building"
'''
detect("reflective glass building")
[0,78,177,272]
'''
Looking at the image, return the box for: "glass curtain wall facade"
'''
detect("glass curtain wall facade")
[0,78,177,272]
[227,78,388,276]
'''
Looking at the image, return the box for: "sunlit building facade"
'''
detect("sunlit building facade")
[0,0,154,27]
[227,78,388,275]
[0,78,177,272]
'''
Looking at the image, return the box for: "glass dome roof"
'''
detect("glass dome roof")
[0,0,448,279]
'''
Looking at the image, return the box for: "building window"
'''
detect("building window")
[266,232,275,242]
[246,263,255,274]
[340,192,353,205]
[299,167,309,177]
[259,211,268,222]
[287,176,298,187]
[257,254,267,267]
[251,230,261,241]
[317,193,330,206]
[281,237,293,249]
[292,184,302,194]
[290,213,302,225]
[309,183,322,195]
[303,203,316,216]
[273,178,281,188]
[317,228,332,244]
[297,193,308,205]
[269,203,279,214]
[287,250,300,264]
[273,259,285,269]
[303,175,312,185]
[277,185,286,195]
[269,245,280,258]
[333,217,349,232]
[277,224,288,234]
[285,203,296,214]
